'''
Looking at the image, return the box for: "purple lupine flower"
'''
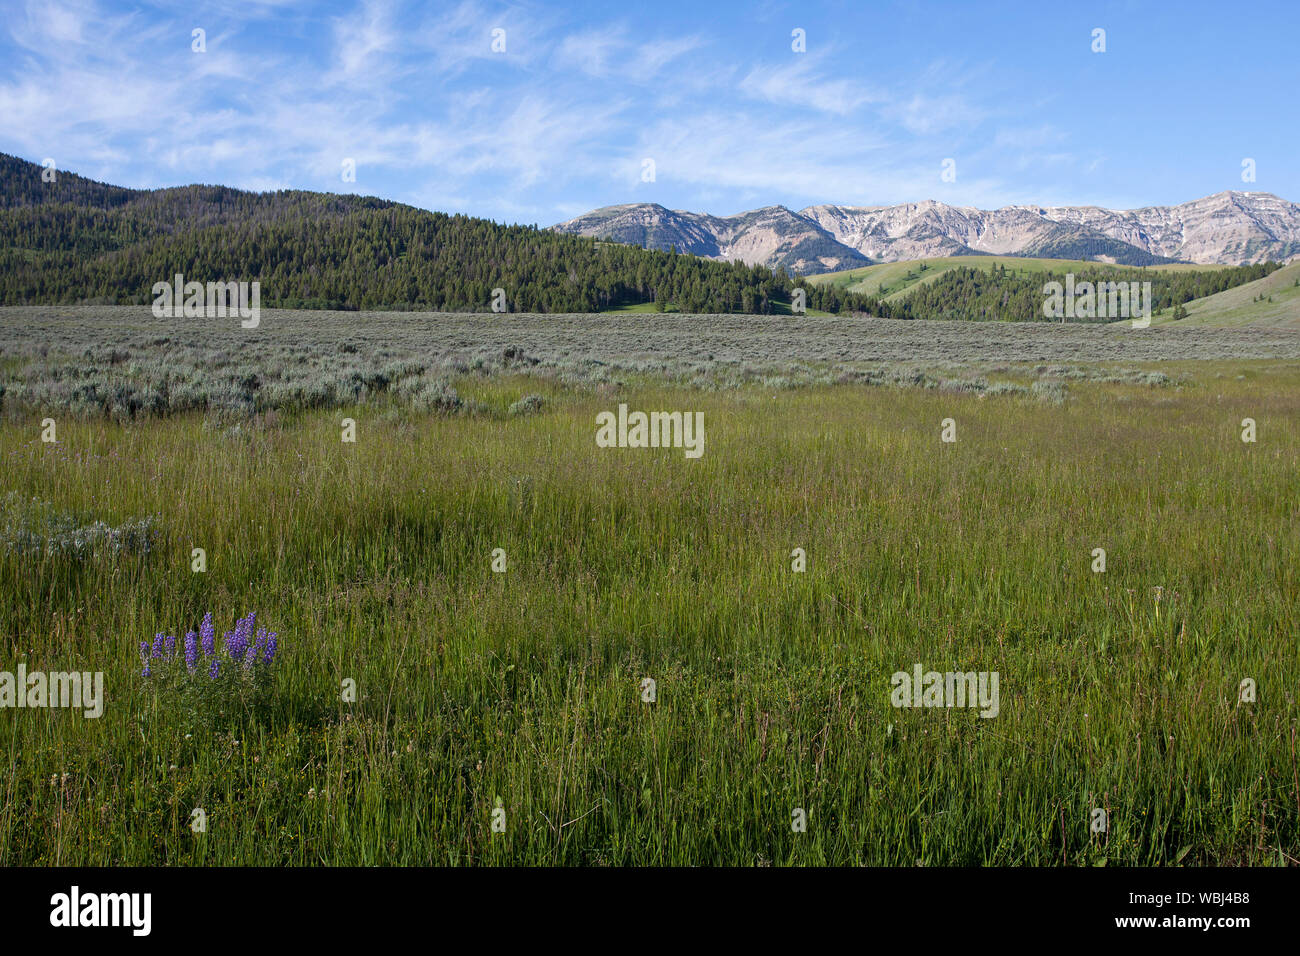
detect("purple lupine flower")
[233,612,258,663]
[240,613,255,657]
[248,627,267,671]
[144,613,275,679]
[199,612,215,657]
[184,631,198,673]
[225,622,250,664]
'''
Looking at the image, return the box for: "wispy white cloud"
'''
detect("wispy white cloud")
[555,23,705,82]
[739,53,881,115]
[332,0,399,81]
[2,0,1248,222]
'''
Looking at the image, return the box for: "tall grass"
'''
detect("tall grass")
[1,364,1297,865]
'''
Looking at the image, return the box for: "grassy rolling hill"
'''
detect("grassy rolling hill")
[811,255,1226,302]
[1146,261,1300,328]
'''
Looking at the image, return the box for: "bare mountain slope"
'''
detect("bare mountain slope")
[555,191,1300,274]
[553,203,870,275]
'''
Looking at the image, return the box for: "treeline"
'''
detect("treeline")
[867,262,1281,322]
[2,154,1276,319]
[0,154,871,315]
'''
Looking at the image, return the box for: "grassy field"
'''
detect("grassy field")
[1150,262,1300,329]
[5,306,1300,426]
[811,255,1232,301]
[2,309,1299,866]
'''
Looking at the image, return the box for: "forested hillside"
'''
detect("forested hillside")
[871,262,1281,322]
[0,154,869,314]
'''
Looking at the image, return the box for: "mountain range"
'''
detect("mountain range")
[552,192,1300,275]
[3,150,1293,318]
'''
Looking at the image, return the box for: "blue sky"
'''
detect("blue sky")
[1,0,1296,224]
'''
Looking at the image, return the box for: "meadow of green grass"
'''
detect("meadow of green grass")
[600,301,672,313]
[2,357,1298,865]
